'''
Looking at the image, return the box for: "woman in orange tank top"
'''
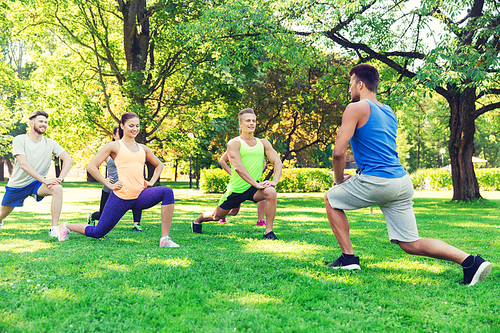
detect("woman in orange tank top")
[56,112,179,247]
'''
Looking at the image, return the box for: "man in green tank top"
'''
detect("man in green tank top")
[192,108,283,239]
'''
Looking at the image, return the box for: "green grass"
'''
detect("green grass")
[0,182,499,332]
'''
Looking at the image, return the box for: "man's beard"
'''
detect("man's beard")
[351,92,360,103]
[33,125,46,135]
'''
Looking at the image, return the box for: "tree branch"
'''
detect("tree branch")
[477,88,500,99]
[475,102,500,118]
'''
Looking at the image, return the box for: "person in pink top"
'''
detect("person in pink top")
[56,112,179,247]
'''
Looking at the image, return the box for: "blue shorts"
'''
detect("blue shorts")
[1,181,44,207]
[219,186,259,210]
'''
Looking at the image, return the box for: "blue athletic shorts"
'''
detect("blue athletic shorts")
[1,180,44,207]
[219,186,259,210]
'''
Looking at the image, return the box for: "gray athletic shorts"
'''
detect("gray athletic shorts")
[326,173,419,244]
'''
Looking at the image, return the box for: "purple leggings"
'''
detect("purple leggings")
[84,186,174,238]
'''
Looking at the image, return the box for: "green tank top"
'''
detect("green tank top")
[221,137,264,200]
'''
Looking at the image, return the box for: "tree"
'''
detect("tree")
[240,56,348,170]
[13,0,214,178]
[280,0,500,201]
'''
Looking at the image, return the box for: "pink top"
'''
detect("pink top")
[113,140,146,200]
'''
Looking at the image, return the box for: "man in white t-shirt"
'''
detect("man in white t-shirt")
[0,110,73,236]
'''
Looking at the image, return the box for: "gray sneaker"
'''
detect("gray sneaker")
[159,236,180,248]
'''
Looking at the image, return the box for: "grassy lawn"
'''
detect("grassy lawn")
[0,181,499,332]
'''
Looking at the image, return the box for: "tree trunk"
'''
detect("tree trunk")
[447,86,481,201]
[122,0,149,73]
[121,0,155,180]
[0,160,4,181]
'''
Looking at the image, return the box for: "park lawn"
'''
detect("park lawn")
[0,182,499,332]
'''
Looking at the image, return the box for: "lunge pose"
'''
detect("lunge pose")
[192,108,282,239]
[218,151,267,226]
[324,64,491,286]
[57,112,179,247]
[0,111,73,236]
[87,126,143,231]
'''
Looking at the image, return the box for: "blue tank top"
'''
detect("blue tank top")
[350,99,407,178]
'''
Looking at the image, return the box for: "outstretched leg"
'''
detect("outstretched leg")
[0,205,15,228]
[398,239,468,264]
[194,206,230,223]
[65,192,130,237]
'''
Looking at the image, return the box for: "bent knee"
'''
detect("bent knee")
[86,226,109,239]
[48,184,63,195]
[263,187,277,199]
[162,187,175,204]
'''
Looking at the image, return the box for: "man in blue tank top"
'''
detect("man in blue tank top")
[324,64,491,286]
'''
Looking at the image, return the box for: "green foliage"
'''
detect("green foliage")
[410,168,500,191]
[410,169,453,190]
[476,168,500,191]
[200,168,230,193]
[201,167,337,193]
[275,168,334,193]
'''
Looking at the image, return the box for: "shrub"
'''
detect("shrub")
[409,168,500,191]
[201,167,337,193]
[476,168,500,191]
[275,168,333,192]
[200,169,230,193]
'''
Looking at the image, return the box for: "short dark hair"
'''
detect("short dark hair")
[349,64,379,92]
[238,108,255,121]
[29,110,49,120]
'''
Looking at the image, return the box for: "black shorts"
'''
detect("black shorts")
[219,186,259,210]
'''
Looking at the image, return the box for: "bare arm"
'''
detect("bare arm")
[227,139,263,189]
[219,151,232,175]
[57,152,73,181]
[15,154,55,186]
[142,144,164,187]
[87,142,121,190]
[261,139,282,187]
[333,102,368,184]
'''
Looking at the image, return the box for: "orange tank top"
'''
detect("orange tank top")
[113,140,146,200]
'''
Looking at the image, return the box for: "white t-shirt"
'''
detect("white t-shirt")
[7,134,66,188]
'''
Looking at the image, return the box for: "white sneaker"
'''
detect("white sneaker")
[0,221,3,230]
[58,223,71,241]
[48,226,59,237]
[159,236,180,248]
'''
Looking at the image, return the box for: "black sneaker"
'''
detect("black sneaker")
[192,220,203,234]
[263,231,278,240]
[460,255,492,286]
[326,254,361,270]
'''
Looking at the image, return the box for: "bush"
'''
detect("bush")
[409,169,452,190]
[409,168,500,190]
[201,167,338,193]
[200,169,230,193]
[275,168,335,193]
[476,168,500,190]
